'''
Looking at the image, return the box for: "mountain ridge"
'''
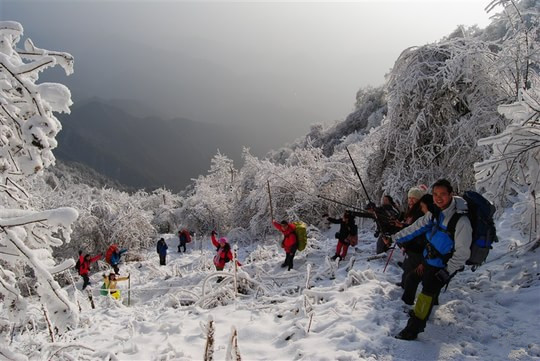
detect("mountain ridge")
[55,99,259,192]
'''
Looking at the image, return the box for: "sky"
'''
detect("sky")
[1,0,496,147]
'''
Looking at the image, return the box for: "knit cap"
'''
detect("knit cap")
[408,186,426,200]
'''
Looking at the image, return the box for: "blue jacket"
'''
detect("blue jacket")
[157,240,168,256]
[110,249,127,266]
[392,197,472,273]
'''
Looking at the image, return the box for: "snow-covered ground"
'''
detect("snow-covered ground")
[6,210,540,361]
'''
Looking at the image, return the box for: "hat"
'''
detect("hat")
[219,237,228,245]
[408,186,426,200]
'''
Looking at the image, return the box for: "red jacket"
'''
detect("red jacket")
[211,234,233,269]
[78,254,101,276]
[272,221,297,253]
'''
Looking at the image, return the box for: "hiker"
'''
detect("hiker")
[157,238,168,265]
[77,252,102,290]
[106,244,128,275]
[382,195,401,218]
[325,211,358,261]
[397,194,435,302]
[178,229,190,253]
[272,220,298,271]
[389,179,472,340]
[101,273,129,300]
[393,187,428,288]
[351,198,401,254]
[210,231,237,282]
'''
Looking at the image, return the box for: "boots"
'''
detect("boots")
[395,315,425,341]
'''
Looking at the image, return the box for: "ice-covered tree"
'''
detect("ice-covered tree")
[0,21,79,334]
[379,35,508,197]
[483,0,540,98]
[181,151,237,235]
[139,188,183,234]
[475,88,540,240]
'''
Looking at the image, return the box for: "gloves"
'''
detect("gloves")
[211,230,216,236]
[415,264,424,276]
[435,268,451,284]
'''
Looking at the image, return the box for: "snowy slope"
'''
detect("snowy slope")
[5,209,540,361]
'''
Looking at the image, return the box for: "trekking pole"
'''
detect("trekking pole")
[268,169,364,213]
[345,146,372,204]
[383,244,396,273]
[267,180,274,221]
[345,146,389,236]
[316,194,363,211]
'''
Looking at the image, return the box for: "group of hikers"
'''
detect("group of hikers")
[76,244,128,298]
[156,229,192,266]
[75,178,488,341]
[319,178,479,341]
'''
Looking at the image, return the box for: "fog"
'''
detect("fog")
[1,0,492,149]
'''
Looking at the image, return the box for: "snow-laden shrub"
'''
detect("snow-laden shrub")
[380,36,508,197]
[137,188,183,234]
[180,151,237,235]
[475,89,540,240]
[0,21,79,333]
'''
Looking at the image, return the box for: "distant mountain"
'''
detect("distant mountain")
[54,99,265,192]
[46,159,134,192]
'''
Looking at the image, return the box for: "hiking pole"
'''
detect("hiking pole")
[344,146,389,238]
[316,194,363,211]
[345,146,372,204]
[383,244,396,273]
[267,180,274,221]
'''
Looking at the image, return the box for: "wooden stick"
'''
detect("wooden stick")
[307,312,314,333]
[204,318,215,361]
[233,248,238,298]
[128,273,131,306]
[87,289,95,309]
[9,323,16,345]
[41,304,55,343]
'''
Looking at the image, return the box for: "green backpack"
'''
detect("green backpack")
[293,221,308,251]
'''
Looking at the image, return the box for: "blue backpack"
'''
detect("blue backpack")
[447,191,498,271]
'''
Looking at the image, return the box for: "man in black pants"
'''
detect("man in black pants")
[390,179,472,340]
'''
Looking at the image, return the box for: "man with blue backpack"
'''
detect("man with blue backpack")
[389,179,473,341]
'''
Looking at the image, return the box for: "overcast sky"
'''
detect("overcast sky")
[1,0,495,147]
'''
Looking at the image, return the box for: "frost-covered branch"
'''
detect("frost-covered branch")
[0,20,79,332]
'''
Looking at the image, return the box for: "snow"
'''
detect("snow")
[5,210,539,360]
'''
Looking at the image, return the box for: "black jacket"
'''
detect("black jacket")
[327,217,358,241]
